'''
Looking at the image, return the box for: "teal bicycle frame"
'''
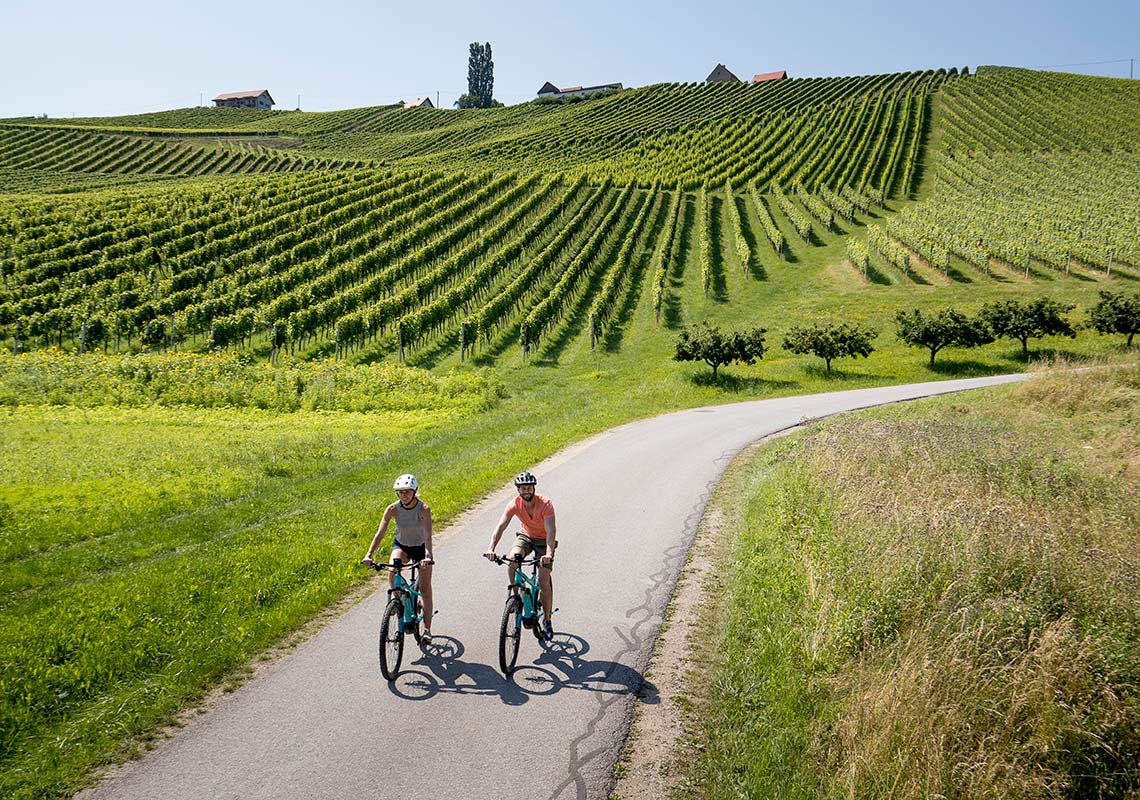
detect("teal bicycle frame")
[372,559,426,680]
[493,554,550,675]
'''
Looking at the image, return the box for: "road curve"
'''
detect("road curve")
[79,374,1027,800]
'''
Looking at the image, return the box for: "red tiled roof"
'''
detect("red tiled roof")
[752,71,788,83]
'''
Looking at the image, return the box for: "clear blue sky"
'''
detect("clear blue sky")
[2,0,1136,118]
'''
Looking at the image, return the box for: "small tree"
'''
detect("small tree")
[782,321,877,372]
[980,298,1076,357]
[895,307,995,367]
[1088,290,1140,348]
[674,322,766,381]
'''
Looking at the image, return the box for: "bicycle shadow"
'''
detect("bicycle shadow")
[384,632,657,706]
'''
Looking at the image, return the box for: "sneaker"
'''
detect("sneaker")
[421,630,432,645]
[542,620,554,640]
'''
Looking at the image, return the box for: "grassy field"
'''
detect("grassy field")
[684,363,1140,799]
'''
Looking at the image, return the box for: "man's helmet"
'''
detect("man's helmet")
[393,474,418,491]
[513,471,537,486]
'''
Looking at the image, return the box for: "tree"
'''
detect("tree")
[674,322,766,381]
[782,321,877,372]
[1088,290,1140,348]
[894,307,995,367]
[980,298,1076,357]
[456,42,495,109]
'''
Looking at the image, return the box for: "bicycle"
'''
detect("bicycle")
[370,558,429,680]
[490,553,554,675]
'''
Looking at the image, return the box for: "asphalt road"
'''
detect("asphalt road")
[79,374,1026,800]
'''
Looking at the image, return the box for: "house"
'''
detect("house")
[212,90,275,110]
[536,81,623,99]
[752,70,789,83]
[705,64,741,83]
[403,97,434,109]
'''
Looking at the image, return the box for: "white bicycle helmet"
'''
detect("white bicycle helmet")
[513,471,537,486]
[393,473,418,491]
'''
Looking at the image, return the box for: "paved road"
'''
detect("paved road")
[80,374,1026,800]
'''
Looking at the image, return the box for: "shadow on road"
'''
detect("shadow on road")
[384,633,657,706]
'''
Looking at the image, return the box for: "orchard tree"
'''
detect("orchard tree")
[1088,290,1140,347]
[674,321,766,381]
[456,42,495,109]
[895,307,995,367]
[980,298,1076,357]
[782,321,877,372]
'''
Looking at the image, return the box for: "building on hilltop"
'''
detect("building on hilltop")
[403,97,434,109]
[752,70,789,83]
[705,64,741,83]
[536,81,623,99]
[213,90,275,110]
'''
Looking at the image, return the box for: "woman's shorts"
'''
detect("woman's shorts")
[513,534,555,570]
[392,540,426,564]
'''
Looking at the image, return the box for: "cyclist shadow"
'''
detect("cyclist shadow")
[533,632,659,703]
[384,633,657,706]
[385,635,542,706]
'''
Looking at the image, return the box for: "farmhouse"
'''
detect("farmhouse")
[705,64,741,83]
[213,90,275,110]
[403,97,434,109]
[753,70,789,83]
[536,81,623,99]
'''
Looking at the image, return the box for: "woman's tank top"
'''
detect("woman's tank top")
[393,499,426,547]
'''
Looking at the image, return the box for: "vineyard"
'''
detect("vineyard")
[1,65,1138,366]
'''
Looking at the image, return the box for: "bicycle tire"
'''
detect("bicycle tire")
[379,596,405,680]
[499,595,523,675]
[411,596,424,645]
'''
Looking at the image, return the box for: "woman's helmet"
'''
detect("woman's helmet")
[513,471,537,486]
[393,474,418,491]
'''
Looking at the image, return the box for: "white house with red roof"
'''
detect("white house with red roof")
[212,90,275,110]
[752,70,789,83]
[536,81,623,99]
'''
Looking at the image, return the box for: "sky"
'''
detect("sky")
[1,0,1137,119]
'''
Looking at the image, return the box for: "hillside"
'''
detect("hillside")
[1,66,1137,368]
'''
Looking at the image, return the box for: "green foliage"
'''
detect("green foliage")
[674,321,766,381]
[782,321,877,372]
[458,42,495,109]
[981,297,1077,356]
[1088,290,1140,347]
[895,307,995,366]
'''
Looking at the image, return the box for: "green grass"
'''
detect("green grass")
[686,363,1140,799]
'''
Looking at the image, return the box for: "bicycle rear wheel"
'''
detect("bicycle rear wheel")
[499,595,523,675]
[379,596,405,680]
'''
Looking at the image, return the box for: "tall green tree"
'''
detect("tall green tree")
[456,42,495,109]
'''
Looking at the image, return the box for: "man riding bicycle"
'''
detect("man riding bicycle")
[484,471,557,640]
[362,473,435,643]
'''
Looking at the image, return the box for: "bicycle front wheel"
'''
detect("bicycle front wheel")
[379,596,405,680]
[499,595,523,675]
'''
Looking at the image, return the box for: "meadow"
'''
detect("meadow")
[685,363,1140,799]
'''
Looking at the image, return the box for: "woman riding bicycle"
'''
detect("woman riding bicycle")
[484,471,557,640]
[362,473,435,643]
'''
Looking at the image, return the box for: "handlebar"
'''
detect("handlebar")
[367,558,432,572]
[489,554,545,566]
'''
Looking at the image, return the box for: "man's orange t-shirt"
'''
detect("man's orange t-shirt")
[506,494,555,539]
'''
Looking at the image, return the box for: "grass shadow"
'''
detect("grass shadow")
[928,358,1024,377]
[690,371,798,392]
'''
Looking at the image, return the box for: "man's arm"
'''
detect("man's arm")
[541,513,557,565]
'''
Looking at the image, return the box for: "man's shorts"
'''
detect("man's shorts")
[392,540,426,564]
[513,534,555,570]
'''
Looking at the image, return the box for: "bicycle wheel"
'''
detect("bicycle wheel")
[499,595,523,675]
[379,596,405,680]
